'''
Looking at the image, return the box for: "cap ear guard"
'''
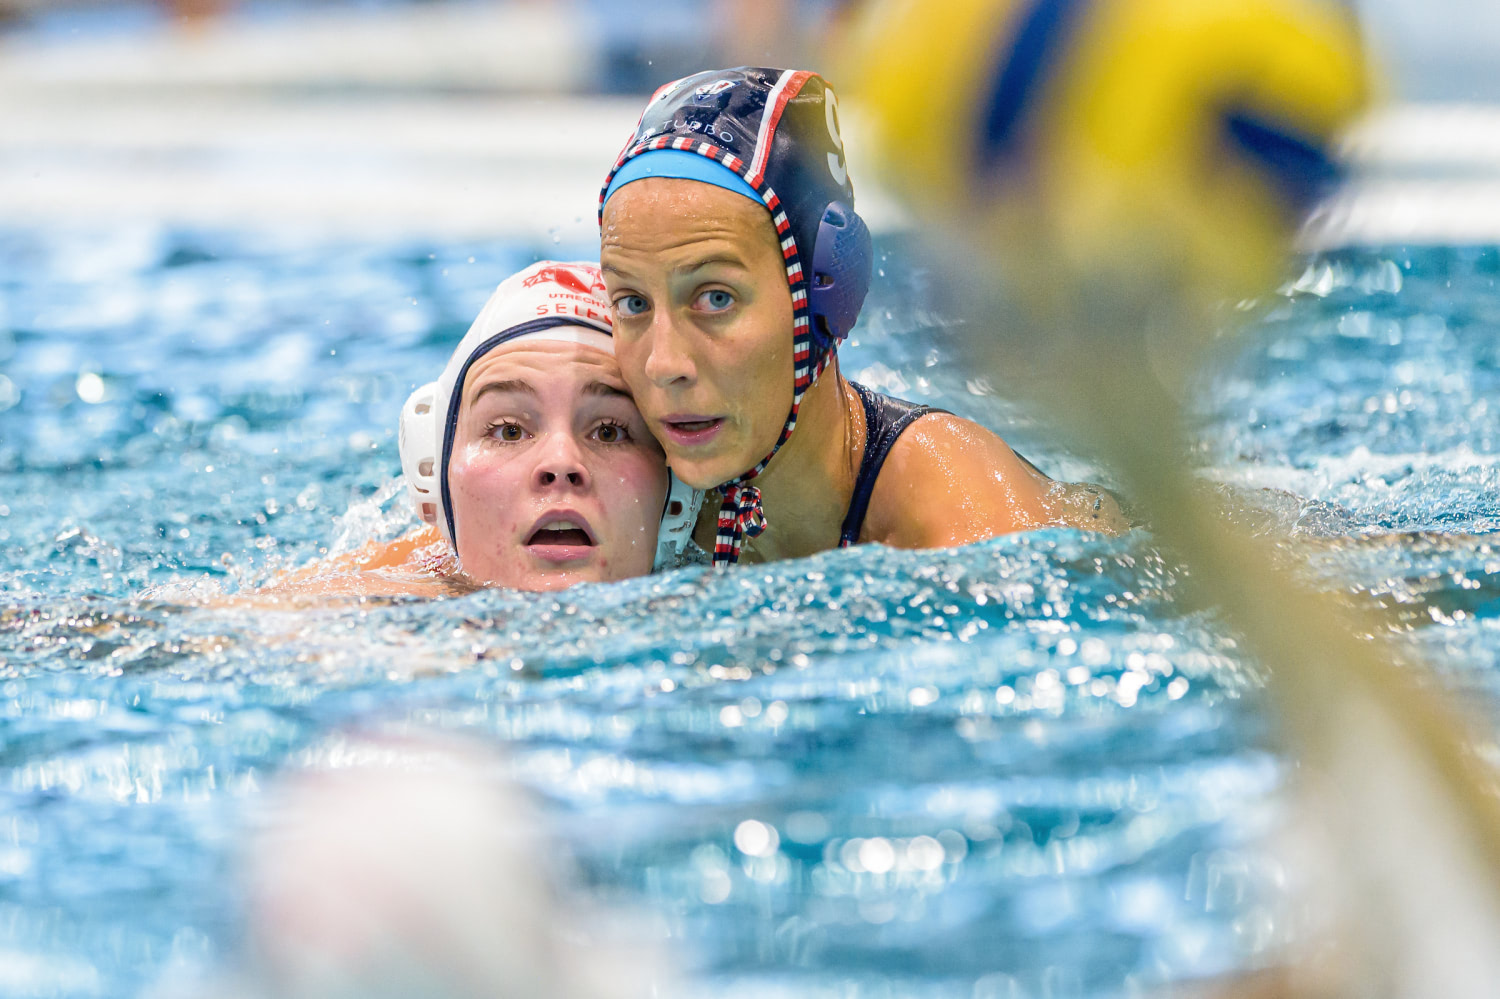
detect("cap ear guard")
[808,200,873,352]
[398,382,443,531]
[653,472,705,571]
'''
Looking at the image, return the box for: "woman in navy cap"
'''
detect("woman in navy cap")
[599,67,1123,567]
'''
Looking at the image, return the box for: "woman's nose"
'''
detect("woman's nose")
[641,312,696,388]
[532,433,591,490]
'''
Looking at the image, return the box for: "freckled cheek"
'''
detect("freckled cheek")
[599,457,668,550]
[449,452,528,540]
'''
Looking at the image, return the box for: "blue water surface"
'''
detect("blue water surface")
[0,227,1496,997]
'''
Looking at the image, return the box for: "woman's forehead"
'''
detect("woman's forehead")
[602,178,776,254]
[462,341,627,398]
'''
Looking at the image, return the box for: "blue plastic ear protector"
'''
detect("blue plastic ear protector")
[807,200,873,350]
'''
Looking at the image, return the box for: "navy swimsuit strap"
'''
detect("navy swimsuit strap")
[838,382,944,547]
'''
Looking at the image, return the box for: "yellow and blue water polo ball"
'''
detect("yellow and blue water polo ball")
[845,0,1372,297]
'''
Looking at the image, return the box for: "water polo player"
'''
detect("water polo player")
[599,68,1124,566]
[270,260,700,596]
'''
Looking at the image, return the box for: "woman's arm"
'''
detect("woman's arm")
[255,525,459,600]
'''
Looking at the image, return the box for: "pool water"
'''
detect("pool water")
[0,227,1496,997]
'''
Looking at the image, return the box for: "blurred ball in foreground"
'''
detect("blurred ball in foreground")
[845,0,1372,304]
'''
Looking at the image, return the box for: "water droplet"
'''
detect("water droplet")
[734,819,778,857]
[858,837,895,873]
[906,835,945,871]
[75,372,105,404]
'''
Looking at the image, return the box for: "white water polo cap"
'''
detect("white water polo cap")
[398,260,702,572]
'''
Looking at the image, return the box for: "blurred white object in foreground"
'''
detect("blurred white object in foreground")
[232,737,660,999]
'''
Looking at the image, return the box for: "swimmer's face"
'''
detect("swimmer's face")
[447,340,668,591]
[601,178,795,490]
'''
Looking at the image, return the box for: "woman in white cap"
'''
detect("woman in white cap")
[267,260,700,597]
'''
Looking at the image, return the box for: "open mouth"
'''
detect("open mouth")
[526,519,597,548]
[523,514,598,562]
[527,526,594,547]
[661,415,725,446]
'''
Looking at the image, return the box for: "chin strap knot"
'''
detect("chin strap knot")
[713,483,766,566]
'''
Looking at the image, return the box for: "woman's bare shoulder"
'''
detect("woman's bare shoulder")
[866,413,1129,547]
[864,412,1053,548]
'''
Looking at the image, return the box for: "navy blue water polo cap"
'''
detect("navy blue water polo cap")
[599,67,875,566]
[600,67,871,360]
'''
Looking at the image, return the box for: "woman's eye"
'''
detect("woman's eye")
[593,422,630,444]
[696,289,734,312]
[615,294,649,317]
[493,422,525,442]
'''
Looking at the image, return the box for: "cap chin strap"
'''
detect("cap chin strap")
[714,482,768,563]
